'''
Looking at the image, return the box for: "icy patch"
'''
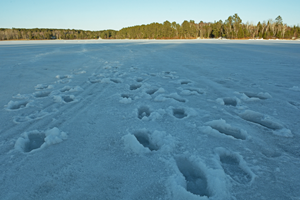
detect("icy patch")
[242,92,272,100]
[215,147,255,184]
[122,129,174,154]
[240,110,292,137]
[205,119,247,140]
[5,100,31,111]
[33,91,51,98]
[15,127,67,153]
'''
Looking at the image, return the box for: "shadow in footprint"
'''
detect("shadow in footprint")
[138,106,151,119]
[181,81,192,85]
[136,77,144,82]
[223,97,237,106]
[175,156,210,197]
[130,84,142,90]
[173,108,187,119]
[220,154,251,184]
[133,131,158,151]
[62,95,74,103]
[146,88,158,95]
[23,132,46,153]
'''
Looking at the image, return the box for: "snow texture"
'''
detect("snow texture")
[0,39,300,200]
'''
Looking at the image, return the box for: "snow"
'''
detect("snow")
[0,39,300,200]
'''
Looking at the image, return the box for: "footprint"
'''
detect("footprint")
[173,108,187,119]
[221,97,237,106]
[5,100,30,111]
[119,94,133,104]
[240,110,283,130]
[21,132,46,153]
[60,86,83,93]
[175,156,211,197]
[110,78,122,84]
[206,119,247,140]
[133,130,159,151]
[146,88,158,95]
[33,91,51,98]
[216,149,253,184]
[56,79,71,84]
[53,95,76,103]
[35,84,53,90]
[62,95,75,103]
[130,84,142,90]
[136,77,144,82]
[15,128,67,153]
[242,92,271,100]
[180,80,192,85]
[72,69,86,75]
[138,106,151,119]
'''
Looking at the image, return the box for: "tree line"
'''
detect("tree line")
[1,14,299,40]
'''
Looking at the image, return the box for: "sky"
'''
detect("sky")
[1,0,300,31]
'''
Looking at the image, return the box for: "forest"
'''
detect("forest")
[1,14,299,40]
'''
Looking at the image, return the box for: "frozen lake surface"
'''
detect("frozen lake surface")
[0,40,300,200]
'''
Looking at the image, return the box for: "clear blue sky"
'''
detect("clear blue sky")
[1,0,299,30]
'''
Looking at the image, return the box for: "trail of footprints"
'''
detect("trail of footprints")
[4,63,293,199]
[118,71,263,199]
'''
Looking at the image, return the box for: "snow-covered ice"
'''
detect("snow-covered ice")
[0,39,300,200]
